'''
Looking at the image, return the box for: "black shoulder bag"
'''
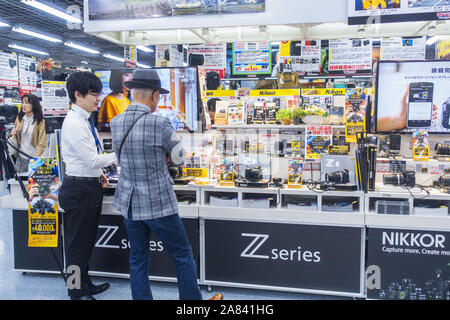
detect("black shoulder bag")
[118,112,149,163]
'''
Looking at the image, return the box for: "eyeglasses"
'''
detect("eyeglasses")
[88,92,102,98]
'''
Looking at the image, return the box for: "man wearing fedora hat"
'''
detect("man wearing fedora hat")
[110,69,222,300]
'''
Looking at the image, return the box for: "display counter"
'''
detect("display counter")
[2,178,449,299]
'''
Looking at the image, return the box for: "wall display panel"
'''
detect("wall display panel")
[380,37,427,61]
[375,60,450,133]
[232,42,272,76]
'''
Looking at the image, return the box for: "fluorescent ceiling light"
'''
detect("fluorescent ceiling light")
[137,62,151,69]
[21,0,82,24]
[64,42,100,54]
[137,45,154,53]
[427,35,439,46]
[12,26,61,43]
[103,53,125,62]
[0,22,9,27]
[8,43,48,56]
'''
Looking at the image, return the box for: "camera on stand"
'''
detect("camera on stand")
[383,171,416,188]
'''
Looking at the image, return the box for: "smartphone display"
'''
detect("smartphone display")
[407,82,433,128]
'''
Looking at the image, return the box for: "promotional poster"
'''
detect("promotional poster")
[27,158,60,248]
[305,125,333,159]
[232,42,272,75]
[376,60,450,133]
[345,88,367,143]
[288,159,303,189]
[279,40,321,74]
[380,37,427,61]
[41,81,70,117]
[328,39,373,75]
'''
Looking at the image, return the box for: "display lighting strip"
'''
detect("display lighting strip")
[0,22,10,27]
[137,45,154,53]
[21,0,82,24]
[64,42,100,55]
[12,27,61,43]
[8,43,48,56]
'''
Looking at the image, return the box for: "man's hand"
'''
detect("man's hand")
[100,173,109,188]
[166,155,172,166]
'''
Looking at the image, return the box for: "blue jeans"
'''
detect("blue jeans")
[123,209,202,300]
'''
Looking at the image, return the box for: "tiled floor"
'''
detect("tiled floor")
[0,181,346,300]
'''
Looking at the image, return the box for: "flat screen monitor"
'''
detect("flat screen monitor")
[94,67,200,132]
[375,60,450,134]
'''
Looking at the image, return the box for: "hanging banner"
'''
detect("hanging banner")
[348,0,449,25]
[345,88,367,143]
[232,41,272,75]
[329,39,373,75]
[124,45,137,69]
[18,55,38,95]
[381,37,427,61]
[42,81,70,117]
[279,40,321,74]
[28,158,60,248]
[305,125,333,159]
[188,43,227,79]
[0,51,19,88]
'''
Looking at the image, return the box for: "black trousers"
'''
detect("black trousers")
[59,177,103,297]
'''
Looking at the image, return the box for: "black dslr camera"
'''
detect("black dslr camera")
[245,166,262,182]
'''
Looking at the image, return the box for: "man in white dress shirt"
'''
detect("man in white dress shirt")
[59,71,117,300]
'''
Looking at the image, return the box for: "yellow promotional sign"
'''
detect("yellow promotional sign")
[301,89,346,96]
[28,158,60,248]
[413,147,430,161]
[206,90,236,97]
[220,172,234,186]
[182,168,209,178]
[249,89,300,97]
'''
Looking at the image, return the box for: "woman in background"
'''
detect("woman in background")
[97,70,133,131]
[10,94,47,173]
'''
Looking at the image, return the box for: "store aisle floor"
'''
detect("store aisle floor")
[0,204,346,300]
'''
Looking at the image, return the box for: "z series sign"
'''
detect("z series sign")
[204,220,363,294]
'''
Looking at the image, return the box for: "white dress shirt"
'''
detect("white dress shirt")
[61,104,117,177]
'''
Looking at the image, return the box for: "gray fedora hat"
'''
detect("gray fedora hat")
[123,69,170,94]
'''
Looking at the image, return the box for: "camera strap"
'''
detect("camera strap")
[118,111,149,164]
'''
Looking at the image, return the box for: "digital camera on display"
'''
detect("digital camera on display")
[441,97,450,129]
[245,166,262,183]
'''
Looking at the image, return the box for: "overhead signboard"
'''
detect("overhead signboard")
[348,0,450,25]
[87,0,266,21]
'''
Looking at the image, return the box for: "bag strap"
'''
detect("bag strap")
[118,112,149,163]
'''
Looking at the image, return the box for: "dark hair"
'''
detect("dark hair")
[19,94,44,124]
[207,98,221,112]
[66,71,103,104]
[109,70,129,94]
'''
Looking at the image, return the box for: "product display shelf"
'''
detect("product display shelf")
[365,185,450,231]
[211,124,346,131]
[199,184,365,227]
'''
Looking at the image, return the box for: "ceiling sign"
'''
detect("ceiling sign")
[348,0,450,25]
[87,0,266,21]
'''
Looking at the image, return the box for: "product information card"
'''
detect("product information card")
[329,39,373,75]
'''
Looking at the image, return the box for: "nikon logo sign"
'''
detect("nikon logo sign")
[382,232,446,248]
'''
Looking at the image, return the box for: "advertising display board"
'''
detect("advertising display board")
[18,55,37,96]
[41,81,70,118]
[348,0,450,25]
[188,43,227,78]
[279,40,321,74]
[367,227,450,300]
[376,60,450,133]
[87,0,266,20]
[328,39,373,76]
[232,42,272,76]
[380,37,427,61]
[204,220,363,294]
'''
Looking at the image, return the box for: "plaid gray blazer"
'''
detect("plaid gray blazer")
[110,104,184,220]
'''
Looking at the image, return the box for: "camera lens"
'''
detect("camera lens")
[383,173,404,186]
[325,169,349,184]
[435,143,450,155]
[439,175,450,188]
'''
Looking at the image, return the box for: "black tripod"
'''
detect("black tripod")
[0,122,67,283]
